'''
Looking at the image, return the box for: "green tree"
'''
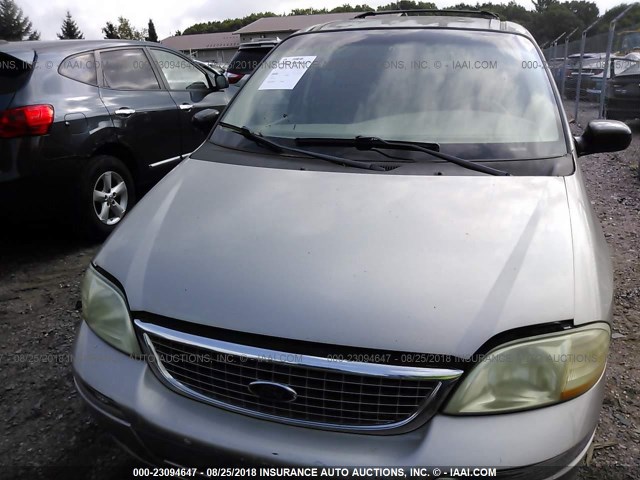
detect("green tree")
[563,1,598,26]
[446,3,477,9]
[103,17,146,40]
[290,8,328,15]
[377,1,437,11]
[473,1,533,26]
[102,21,119,39]
[595,4,640,34]
[182,12,276,35]
[330,4,373,13]
[495,1,534,24]
[531,0,560,14]
[146,18,158,42]
[57,10,84,39]
[0,0,40,41]
[115,16,146,40]
[530,4,583,45]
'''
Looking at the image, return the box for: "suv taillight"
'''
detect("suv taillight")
[0,105,54,138]
[226,72,244,84]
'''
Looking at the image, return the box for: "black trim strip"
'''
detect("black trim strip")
[354,9,501,20]
[133,310,574,372]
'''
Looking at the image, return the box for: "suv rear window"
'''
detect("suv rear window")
[227,48,272,75]
[59,52,98,86]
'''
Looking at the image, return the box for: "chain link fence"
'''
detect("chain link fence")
[542,6,640,125]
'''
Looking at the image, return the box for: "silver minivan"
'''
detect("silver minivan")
[73,10,631,478]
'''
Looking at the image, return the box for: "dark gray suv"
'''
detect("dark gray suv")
[0,40,230,238]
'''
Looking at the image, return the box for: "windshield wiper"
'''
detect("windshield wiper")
[218,122,386,171]
[296,136,441,152]
[296,136,510,176]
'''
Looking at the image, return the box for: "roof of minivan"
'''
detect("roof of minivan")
[0,39,161,55]
[305,14,531,38]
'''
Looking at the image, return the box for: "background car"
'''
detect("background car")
[0,39,230,238]
[563,53,607,99]
[194,59,224,74]
[584,55,640,100]
[605,60,640,121]
[225,38,280,85]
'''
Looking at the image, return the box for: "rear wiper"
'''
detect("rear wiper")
[296,136,510,176]
[218,122,385,171]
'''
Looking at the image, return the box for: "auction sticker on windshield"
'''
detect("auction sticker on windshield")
[258,56,317,90]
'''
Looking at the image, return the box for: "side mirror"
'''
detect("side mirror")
[215,74,229,90]
[207,72,229,90]
[574,119,632,157]
[192,108,220,134]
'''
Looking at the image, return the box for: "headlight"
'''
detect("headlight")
[444,324,610,414]
[81,265,141,356]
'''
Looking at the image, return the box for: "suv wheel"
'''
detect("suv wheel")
[79,155,135,240]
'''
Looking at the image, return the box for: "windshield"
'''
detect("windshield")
[621,32,640,51]
[219,29,567,161]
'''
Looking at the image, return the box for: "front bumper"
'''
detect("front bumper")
[73,321,603,477]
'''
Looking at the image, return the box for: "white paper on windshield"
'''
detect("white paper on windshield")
[258,56,317,90]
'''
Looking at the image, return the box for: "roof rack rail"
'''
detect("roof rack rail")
[354,9,501,20]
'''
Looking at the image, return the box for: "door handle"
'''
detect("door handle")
[179,104,193,111]
[115,108,135,116]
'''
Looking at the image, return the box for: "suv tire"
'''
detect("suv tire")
[77,155,136,240]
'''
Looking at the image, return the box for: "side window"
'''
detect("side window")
[150,49,209,91]
[99,49,160,90]
[59,52,98,86]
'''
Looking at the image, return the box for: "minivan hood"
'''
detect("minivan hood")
[96,159,575,358]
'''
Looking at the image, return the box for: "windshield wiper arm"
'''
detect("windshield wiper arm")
[296,137,441,152]
[296,136,510,176]
[355,136,510,176]
[218,122,385,171]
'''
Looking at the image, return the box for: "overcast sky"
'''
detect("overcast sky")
[18,0,630,41]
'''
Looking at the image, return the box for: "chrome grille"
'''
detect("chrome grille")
[136,320,462,433]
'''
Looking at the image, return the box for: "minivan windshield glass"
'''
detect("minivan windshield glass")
[219,29,567,160]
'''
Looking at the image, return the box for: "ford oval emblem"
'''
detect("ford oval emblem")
[248,381,298,403]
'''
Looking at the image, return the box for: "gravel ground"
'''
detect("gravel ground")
[0,101,638,479]
[568,103,640,480]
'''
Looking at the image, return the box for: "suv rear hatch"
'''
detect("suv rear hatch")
[0,47,35,111]
[226,41,278,83]
[1,46,36,176]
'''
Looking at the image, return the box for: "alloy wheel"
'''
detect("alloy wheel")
[92,171,128,226]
